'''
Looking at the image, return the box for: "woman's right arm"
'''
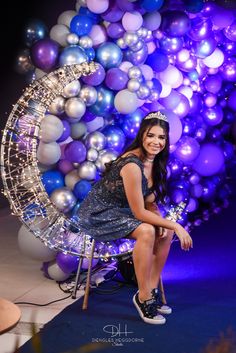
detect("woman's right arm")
[120,163,193,250]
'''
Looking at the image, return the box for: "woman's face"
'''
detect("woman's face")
[142,125,166,157]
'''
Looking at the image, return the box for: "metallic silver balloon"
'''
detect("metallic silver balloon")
[87,148,98,162]
[149,88,160,102]
[78,161,97,180]
[124,33,139,47]
[48,96,65,115]
[137,27,148,38]
[95,149,118,173]
[50,187,76,213]
[127,78,141,92]
[79,36,93,48]
[130,40,143,52]
[137,84,151,99]
[66,33,79,45]
[85,131,106,151]
[15,49,34,74]
[65,97,86,120]
[116,38,127,49]
[128,66,142,79]
[79,85,97,106]
[65,170,81,189]
[63,80,81,98]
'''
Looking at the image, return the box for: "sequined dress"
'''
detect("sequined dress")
[77,155,153,241]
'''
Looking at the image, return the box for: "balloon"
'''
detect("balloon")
[105,68,128,90]
[145,49,169,72]
[114,89,138,114]
[46,261,71,281]
[174,136,200,163]
[24,19,48,47]
[56,252,79,273]
[140,0,164,12]
[37,142,61,165]
[70,15,93,36]
[50,24,70,47]
[96,42,123,69]
[87,0,109,14]
[73,180,92,200]
[161,11,190,37]
[59,46,88,66]
[78,161,97,180]
[161,110,182,145]
[102,125,126,153]
[50,187,76,213]
[40,115,64,143]
[202,105,223,126]
[82,62,105,86]
[64,141,87,163]
[18,225,56,261]
[41,170,65,195]
[85,131,106,151]
[119,108,145,139]
[30,38,59,71]
[57,120,71,143]
[193,143,225,176]
[122,11,143,32]
[89,86,114,116]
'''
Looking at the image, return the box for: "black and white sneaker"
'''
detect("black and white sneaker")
[152,288,172,315]
[133,292,166,325]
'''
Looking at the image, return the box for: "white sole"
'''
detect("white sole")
[157,306,172,315]
[133,295,166,325]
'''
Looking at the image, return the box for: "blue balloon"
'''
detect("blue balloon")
[96,42,123,69]
[70,15,93,36]
[73,180,92,201]
[140,0,164,12]
[24,19,48,47]
[145,49,169,72]
[102,125,126,153]
[41,170,65,196]
[23,203,47,222]
[119,108,145,139]
[84,47,95,61]
[78,7,100,24]
[89,86,114,116]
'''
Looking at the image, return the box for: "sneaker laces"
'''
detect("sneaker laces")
[152,289,164,307]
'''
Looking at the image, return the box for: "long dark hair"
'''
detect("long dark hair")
[105,112,170,203]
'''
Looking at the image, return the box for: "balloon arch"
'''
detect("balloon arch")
[1,0,236,280]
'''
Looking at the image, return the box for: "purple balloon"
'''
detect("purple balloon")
[204,74,222,94]
[81,111,96,122]
[30,38,59,71]
[159,36,184,54]
[202,105,223,126]
[174,136,200,164]
[220,57,236,82]
[168,158,184,178]
[188,17,212,41]
[124,43,148,65]
[193,143,225,176]
[57,120,71,143]
[58,159,74,174]
[64,141,87,163]
[101,0,124,22]
[82,62,105,86]
[161,11,190,37]
[56,252,79,273]
[192,37,217,58]
[224,21,236,42]
[107,23,125,39]
[105,68,128,90]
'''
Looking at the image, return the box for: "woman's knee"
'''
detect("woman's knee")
[133,223,156,245]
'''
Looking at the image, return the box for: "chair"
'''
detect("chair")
[72,238,167,310]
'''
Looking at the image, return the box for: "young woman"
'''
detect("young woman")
[78,111,193,324]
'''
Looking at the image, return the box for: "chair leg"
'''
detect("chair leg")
[82,239,96,310]
[158,276,167,305]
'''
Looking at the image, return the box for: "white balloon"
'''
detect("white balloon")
[86,116,104,132]
[65,97,86,120]
[114,89,138,114]
[159,65,183,88]
[50,24,70,47]
[47,260,70,281]
[40,115,64,143]
[203,48,224,68]
[89,25,107,47]
[159,81,171,98]
[57,10,77,27]
[18,225,56,261]
[37,141,61,165]
[87,0,109,14]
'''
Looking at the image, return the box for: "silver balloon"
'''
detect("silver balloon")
[85,131,106,151]
[79,36,93,48]
[65,97,86,120]
[78,161,97,180]
[127,78,141,92]
[71,122,87,139]
[15,49,34,74]
[149,88,160,102]
[137,84,151,99]
[87,148,98,162]
[146,80,154,89]
[63,80,81,98]
[95,149,118,173]
[116,38,127,49]
[48,96,65,115]
[65,170,81,189]
[124,33,139,47]
[50,187,76,213]
[145,30,153,42]
[79,85,97,106]
[130,40,143,52]
[128,66,142,79]
[66,33,79,45]
[137,27,148,38]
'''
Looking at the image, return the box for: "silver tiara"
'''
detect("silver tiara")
[144,111,168,122]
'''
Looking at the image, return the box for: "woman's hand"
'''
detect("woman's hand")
[174,223,193,251]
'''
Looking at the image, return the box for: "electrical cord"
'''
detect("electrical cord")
[14,292,72,306]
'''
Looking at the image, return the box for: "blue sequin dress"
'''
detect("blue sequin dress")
[77,154,153,241]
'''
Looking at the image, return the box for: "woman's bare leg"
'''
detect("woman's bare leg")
[150,230,174,290]
[130,223,156,302]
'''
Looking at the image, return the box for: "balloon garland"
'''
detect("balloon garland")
[2,0,236,278]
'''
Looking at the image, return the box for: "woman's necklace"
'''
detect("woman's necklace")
[145,157,155,163]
